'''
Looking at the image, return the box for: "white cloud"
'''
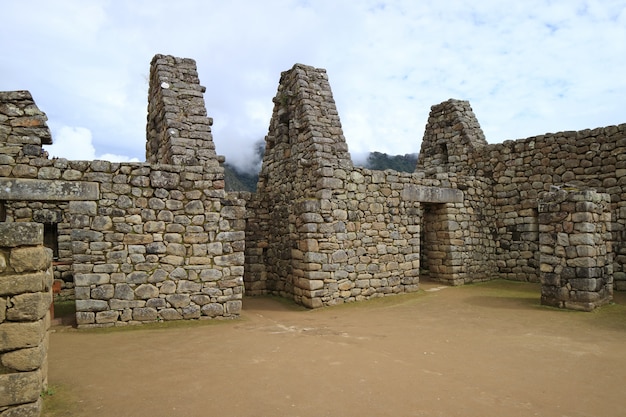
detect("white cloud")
[3,0,626,169]
[45,126,140,162]
[45,126,96,161]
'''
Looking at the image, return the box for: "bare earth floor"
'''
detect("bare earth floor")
[44,280,626,417]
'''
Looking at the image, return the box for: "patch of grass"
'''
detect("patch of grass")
[314,290,431,313]
[75,314,240,334]
[41,384,76,417]
[53,301,75,318]
[250,294,309,311]
[462,279,541,299]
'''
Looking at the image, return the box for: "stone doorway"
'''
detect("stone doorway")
[421,203,460,285]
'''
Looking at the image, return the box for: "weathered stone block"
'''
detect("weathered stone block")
[0,371,41,407]
[200,269,222,281]
[0,272,46,297]
[0,223,43,247]
[176,280,202,293]
[150,171,180,189]
[68,200,98,215]
[114,284,135,300]
[132,307,157,321]
[109,300,145,309]
[127,271,149,284]
[75,300,108,312]
[74,273,109,286]
[6,292,51,321]
[95,310,119,324]
[0,345,45,372]
[182,304,201,319]
[166,294,190,308]
[134,284,159,299]
[123,234,154,245]
[225,300,242,315]
[159,308,182,321]
[91,284,114,300]
[214,252,244,266]
[75,311,95,325]
[201,303,223,317]
[0,321,42,352]
[9,247,50,273]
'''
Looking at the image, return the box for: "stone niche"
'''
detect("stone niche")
[538,186,613,311]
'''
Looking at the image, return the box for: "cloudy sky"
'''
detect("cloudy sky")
[1,1,625,170]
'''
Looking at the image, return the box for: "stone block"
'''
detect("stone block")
[123,234,154,245]
[109,300,145,309]
[569,234,596,246]
[127,271,149,284]
[9,247,50,273]
[132,307,157,321]
[68,200,98,215]
[150,171,180,189]
[159,308,182,321]
[0,321,42,352]
[6,292,51,321]
[0,272,46,297]
[114,284,135,300]
[190,295,211,305]
[182,304,201,319]
[95,310,119,324]
[166,294,190,308]
[91,284,114,300]
[74,273,110,286]
[225,300,242,315]
[0,400,41,416]
[177,280,202,293]
[134,284,159,299]
[0,223,43,247]
[216,231,245,242]
[159,281,177,294]
[75,311,95,325]
[214,252,244,266]
[200,269,222,282]
[0,371,41,407]
[0,345,45,372]
[201,303,224,317]
[184,200,204,214]
[146,298,167,309]
[75,300,108,312]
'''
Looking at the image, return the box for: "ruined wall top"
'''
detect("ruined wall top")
[417,99,487,175]
[146,54,221,168]
[258,63,352,197]
[0,91,51,167]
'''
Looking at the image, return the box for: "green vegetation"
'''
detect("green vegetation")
[53,301,75,318]
[362,151,418,172]
[41,384,76,417]
[223,149,419,192]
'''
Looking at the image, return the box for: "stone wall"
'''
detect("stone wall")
[418,99,625,291]
[539,186,613,311]
[0,57,246,328]
[244,64,497,307]
[2,55,624,317]
[0,223,51,417]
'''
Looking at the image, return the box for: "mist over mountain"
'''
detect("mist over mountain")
[223,143,418,193]
[362,152,418,173]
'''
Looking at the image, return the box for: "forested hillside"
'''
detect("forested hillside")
[223,151,418,192]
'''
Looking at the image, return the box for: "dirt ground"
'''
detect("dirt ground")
[43,280,626,417]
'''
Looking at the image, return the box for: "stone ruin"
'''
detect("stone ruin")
[1,53,624,415]
[1,54,623,318]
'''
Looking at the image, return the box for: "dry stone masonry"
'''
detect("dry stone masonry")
[0,54,624,325]
[0,223,51,417]
[539,186,613,310]
[1,56,245,329]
